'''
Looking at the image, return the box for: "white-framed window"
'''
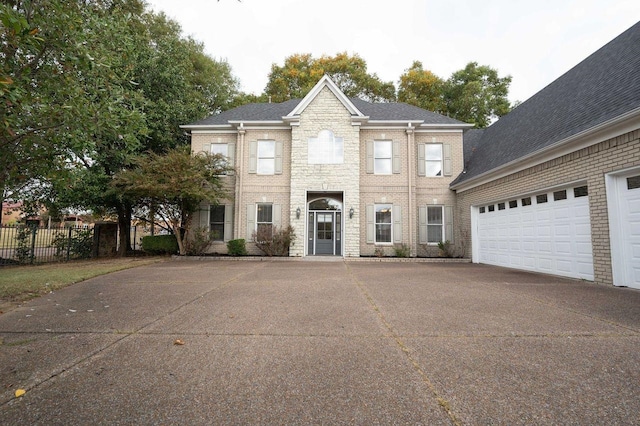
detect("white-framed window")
[374,141,392,174]
[210,143,228,157]
[375,204,392,243]
[308,129,343,164]
[256,203,273,237]
[257,141,275,175]
[427,206,443,243]
[425,144,443,177]
[209,205,225,241]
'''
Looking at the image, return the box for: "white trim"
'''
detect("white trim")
[190,130,238,135]
[471,205,480,264]
[606,165,640,287]
[453,108,640,192]
[414,129,465,134]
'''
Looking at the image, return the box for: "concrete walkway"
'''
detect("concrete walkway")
[1,260,639,425]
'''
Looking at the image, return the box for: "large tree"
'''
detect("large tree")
[398,61,512,128]
[397,61,446,114]
[112,147,232,255]
[265,52,396,103]
[444,62,512,128]
[6,1,239,253]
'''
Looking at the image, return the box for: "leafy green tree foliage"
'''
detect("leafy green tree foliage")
[265,52,396,103]
[135,12,239,152]
[3,1,239,253]
[444,62,512,128]
[398,61,512,128]
[112,147,233,255]
[397,61,446,114]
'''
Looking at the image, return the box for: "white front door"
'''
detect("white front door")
[608,172,640,289]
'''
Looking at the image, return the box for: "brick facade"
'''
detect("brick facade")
[190,81,467,258]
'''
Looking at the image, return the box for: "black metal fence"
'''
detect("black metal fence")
[0,225,146,266]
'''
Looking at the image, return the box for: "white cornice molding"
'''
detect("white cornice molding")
[452,108,640,192]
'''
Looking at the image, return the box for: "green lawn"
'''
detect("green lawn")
[0,257,167,303]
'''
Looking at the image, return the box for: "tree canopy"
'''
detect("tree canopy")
[397,61,446,114]
[1,0,239,253]
[264,52,396,103]
[397,61,512,128]
[112,147,233,255]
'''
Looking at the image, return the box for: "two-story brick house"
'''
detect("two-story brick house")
[182,75,472,258]
[183,21,640,289]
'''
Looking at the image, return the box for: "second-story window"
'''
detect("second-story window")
[425,144,443,177]
[374,141,392,174]
[257,141,275,174]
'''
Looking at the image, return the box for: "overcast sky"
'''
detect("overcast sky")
[145,0,639,105]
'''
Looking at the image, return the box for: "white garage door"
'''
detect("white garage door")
[476,185,594,280]
[607,172,640,289]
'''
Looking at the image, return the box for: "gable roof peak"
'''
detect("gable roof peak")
[285,74,366,119]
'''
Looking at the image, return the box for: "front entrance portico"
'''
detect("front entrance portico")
[307,194,342,256]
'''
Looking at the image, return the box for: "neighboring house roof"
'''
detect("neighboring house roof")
[183,76,468,128]
[453,21,640,188]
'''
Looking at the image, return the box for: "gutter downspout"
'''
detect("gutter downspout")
[234,123,245,239]
[406,123,415,257]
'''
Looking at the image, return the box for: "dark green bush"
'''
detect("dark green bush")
[52,228,93,260]
[227,239,247,256]
[141,234,178,254]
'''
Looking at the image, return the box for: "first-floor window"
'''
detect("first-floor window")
[427,206,443,243]
[375,204,392,243]
[209,205,225,241]
[256,203,273,237]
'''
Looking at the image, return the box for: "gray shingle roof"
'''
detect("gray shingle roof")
[185,96,466,126]
[454,21,640,186]
[349,98,465,125]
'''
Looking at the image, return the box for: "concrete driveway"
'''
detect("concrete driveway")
[1,259,639,425]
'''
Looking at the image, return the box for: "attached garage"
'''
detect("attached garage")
[473,185,594,280]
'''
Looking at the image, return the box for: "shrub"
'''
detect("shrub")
[252,225,296,256]
[14,226,34,264]
[227,239,247,256]
[51,228,93,260]
[394,243,410,258]
[141,234,178,255]
[374,247,384,258]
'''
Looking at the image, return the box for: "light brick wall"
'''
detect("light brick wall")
[290,87,362,257]
[358,129,464,256]
[455,128,640,286]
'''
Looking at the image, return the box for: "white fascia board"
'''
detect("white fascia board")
[286,75,366,118]
[180,124,233,131]
[416,123,474,130]
[363,120,424,127]
[415,129,464,134]
[190,130,239,134]
[452,108,640,192]
[228,120,284,126]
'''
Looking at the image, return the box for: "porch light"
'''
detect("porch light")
[296,207,301,219]
[349,207,354,219]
